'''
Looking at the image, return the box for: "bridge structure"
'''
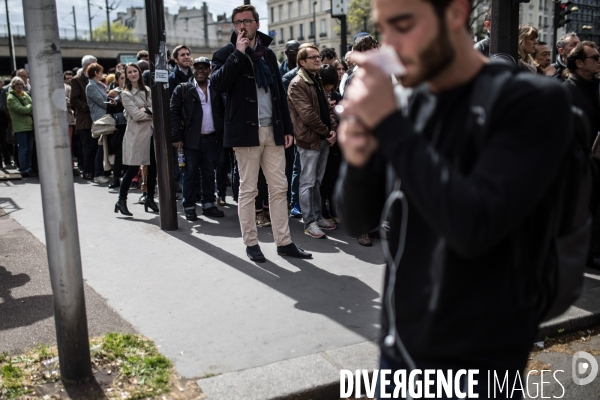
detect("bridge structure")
[0,24,225,75]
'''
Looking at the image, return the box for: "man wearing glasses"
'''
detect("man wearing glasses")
[288,44,337,238]
[170,57,226,221]
[211,4,311,262]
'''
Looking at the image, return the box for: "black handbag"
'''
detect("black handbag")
[112,112,127,126]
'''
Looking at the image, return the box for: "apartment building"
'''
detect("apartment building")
[114,6,232,50]
[267,0,351,61]
[567,1,600,45]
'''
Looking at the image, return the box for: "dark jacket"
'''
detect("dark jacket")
[168,66,193,98]
[211,31,293,148]
[70,73,92,130]
[552,56,568,82]
[170,80,225,150]
[288,68,337,150]
[282,67,299,94]
[564,72,600,135]
[474,33,490,57]
[279,59,294,77]
[336,65,571,372]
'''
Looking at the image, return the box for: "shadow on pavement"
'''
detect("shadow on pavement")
[163,226,381,341]
[0,197,22,216]
[0,265,54,331]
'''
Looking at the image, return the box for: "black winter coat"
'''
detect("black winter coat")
[170,80,224,150]
[168,66,193,98]
[211,31,293,148]
[563,72,600,135]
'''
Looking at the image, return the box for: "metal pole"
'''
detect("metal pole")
[203,2,208,48]
[144,0,178,231]
[87,0,93,41]
[73,6,78,40]
[21,0,92,384]
[244,0,250,4]
[105,0,111,42]
[552,1,559,63]
[4,0,15,71]
[313,1,317,44]
[340,15,347,57]
[490,0,520,60]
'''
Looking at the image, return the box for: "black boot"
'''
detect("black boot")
[114,198,132,216]
[108,177,120,189]
[144,197,159,213]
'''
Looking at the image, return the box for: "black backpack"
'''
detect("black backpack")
[467,62,593,322]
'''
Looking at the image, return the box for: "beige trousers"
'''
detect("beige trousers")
[234,126,292,247]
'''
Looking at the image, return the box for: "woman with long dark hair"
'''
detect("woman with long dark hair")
[114,62,158,216]
[107,70,127,188]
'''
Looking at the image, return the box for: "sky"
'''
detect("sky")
[0,0,269,35]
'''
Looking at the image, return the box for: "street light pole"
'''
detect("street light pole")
[87,0,93,40]
[4,0,16,71]
[313,1,317,45]
[72,6,78,41]
[105,0,111,42]
[144,0,178,231]
[490,0,520,61]
[22,0,92,384]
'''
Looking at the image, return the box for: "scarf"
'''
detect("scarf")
[305,69,331,131]
[246,35,273,93]
[14,90,25,97]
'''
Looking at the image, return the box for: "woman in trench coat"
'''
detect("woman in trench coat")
[114,62,158,216]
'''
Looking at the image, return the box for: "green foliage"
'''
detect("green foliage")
[0,361,28,398]
[100,333,172,399]
[92,22,139,43]
[347,0,376,37]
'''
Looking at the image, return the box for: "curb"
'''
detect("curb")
[197,341,379,400]
[538,286,600,339]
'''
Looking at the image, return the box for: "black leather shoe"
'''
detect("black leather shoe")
[144,197,159,213]
[277,243,312,259]
[185,209,198,221]
[246,244,266,263]
[203,206,224,218]
[108,178,120,189]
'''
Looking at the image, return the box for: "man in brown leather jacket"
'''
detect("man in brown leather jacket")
[288,44,338,239]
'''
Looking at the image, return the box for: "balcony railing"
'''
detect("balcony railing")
[308,34,315,39]
[298,36,305,40]
[319,32,327,37]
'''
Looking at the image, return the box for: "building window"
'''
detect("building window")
[538,15,542,27]
[310,21,315,38]
[289,2,293,18]
[270,7,274,23]
[280,28,284,41]
[299,0,304,16]
[290,26,294,40]
[299,23,304,39]
[278,5,283,21]
[320,19,326,37]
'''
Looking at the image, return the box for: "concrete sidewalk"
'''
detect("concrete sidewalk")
[2,175,600,400]
[1,176,384,399]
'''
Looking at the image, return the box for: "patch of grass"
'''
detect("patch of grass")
[95,333,173,399]
[0,360,29,398]
[0,333,182,399]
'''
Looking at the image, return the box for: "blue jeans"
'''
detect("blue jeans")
[290,146,302,205]
[298,141,329,228]
[15,130,34,173]
[182,135,219,210]
[95,145,108,177]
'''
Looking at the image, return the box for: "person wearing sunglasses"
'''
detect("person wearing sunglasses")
[564,41,600,138]
[211,4,311,263]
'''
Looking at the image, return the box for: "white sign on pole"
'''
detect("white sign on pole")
[155,69,169,83]
[331,0,347,17]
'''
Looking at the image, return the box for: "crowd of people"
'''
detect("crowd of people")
[1,3,598,263]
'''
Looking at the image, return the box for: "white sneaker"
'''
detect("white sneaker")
[95,176,110,184]
[317,218,337,230]
[304,221,326,238]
